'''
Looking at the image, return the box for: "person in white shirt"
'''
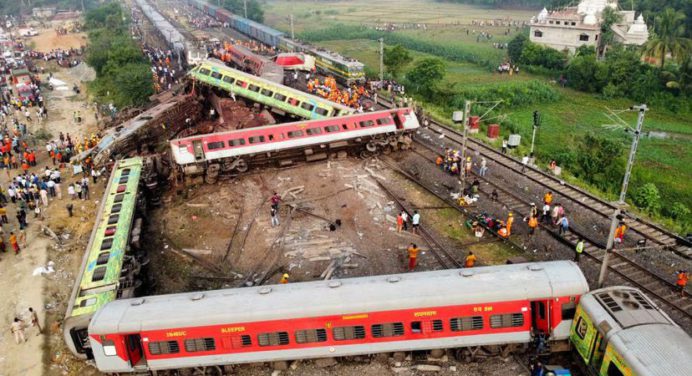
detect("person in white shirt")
[411,210,421,234]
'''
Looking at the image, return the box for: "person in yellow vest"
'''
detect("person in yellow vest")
[279,273,289,284]
[506,212,514,236]
[575,239,584,262]
[544,191,553,205]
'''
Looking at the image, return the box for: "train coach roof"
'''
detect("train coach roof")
[610,324,692,376]
[89,261,587,334]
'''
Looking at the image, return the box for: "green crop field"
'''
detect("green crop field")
[264,1,692,232]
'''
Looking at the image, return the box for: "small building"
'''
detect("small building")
[529,0,648,54]
[32,7,56,19]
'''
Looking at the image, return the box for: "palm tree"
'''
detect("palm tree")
[644,8,691,67]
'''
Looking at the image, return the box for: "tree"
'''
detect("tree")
[573,134,624,193]
[406,58,446,96]
[220,0,264,23]
[507,34,528,63]
[565,54,607,92]
[598,7,623,58]
[383,45,412,79]
[631,183,661,214]
[643,7,691,67]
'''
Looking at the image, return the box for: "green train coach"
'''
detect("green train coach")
[189,59,354,120]
[63,157,146,359]
[278,38,366,85]
[570,286,692,375]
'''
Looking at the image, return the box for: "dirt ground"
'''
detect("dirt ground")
[29,28,87,53]
[0,27,101,376]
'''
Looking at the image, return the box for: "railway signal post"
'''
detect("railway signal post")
[530,110,540,155]
[598,104,648,287]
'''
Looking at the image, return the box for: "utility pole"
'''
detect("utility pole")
[379,38,384,82]
[290,14,294,39]
[452,100,471,191]
[598,104,647,287]
[530,110,540,155]
[244,0,248,19]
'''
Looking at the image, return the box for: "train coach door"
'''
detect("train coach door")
[126,334,146,369]
[192,140,205,162]
[531,300,550,335]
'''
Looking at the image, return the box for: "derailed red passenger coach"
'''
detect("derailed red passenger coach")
[88,261,588,373]
[170,108,419,179]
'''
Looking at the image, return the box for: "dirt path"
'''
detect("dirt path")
[0,35,100,375]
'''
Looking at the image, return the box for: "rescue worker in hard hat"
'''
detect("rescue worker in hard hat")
[506,212,514,236]
[280,273,289,284]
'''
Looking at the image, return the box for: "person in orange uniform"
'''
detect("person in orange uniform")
[544,191,553,205]
[527,215,538,237]
[407,243,419,271]
[506,212,514,236]
[9,231,19,254]
[279,273,289,284]
[675,270,688,297]
[614,222,627,244]
[465,251,477,268]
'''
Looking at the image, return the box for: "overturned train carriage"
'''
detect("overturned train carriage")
[170,108,419,182]
[89,261,588,373]
[63,158,147,359]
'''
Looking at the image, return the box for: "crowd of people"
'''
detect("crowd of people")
[306,76,375,109]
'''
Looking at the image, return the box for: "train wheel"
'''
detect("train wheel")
[235,159,249,173]
[382,145,393,155]
[360,150,373,159]
[366,142,377,153]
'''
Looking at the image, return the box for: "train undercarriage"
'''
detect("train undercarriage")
[176,133,414,184]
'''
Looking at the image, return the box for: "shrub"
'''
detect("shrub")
[631,183,662,214]
[667,202,690,220]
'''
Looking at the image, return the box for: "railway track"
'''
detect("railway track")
[409,126,692,325]
[426,119,691,259]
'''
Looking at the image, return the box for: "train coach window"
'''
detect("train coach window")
[411,321,422,333]
[102,340,117,356]
[562,302,577,320]
[295,329,327,344]
[315,107,329,116]
[432,320,444,332]
[248,84,261,93]
[210,71,223,80]
[333,326,366,341]
[108,214,119,225]
[96,252,110,266]
[376,117,392,125]
[222,76,235,84]
[287,130,304,138]
[92,266,107,282]
[118,176,128,184]
[450,316,483,331]
[249,136,265,144]
[199,68,211,76]
[229,138,246,147]
[207,141,225,150]
[184,338,216,352]
[371,322,405,338]
[121,168,131,176]
[359,120,375,128]
[288,98,300,106]
[274,93,287,101]
[306,128,322,135]
[148,340,180,355]
[114,194,125,203]
[100,238,114,250]
[111,204,122,214]
[324,125,340,133]
[235,80,246,88]
[261,88,273,97]
[490,313,524,329]
[222,335,252,349]
[257,332,290,347]
[300,102,315,111]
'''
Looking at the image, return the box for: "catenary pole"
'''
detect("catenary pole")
[598,104,647,287]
